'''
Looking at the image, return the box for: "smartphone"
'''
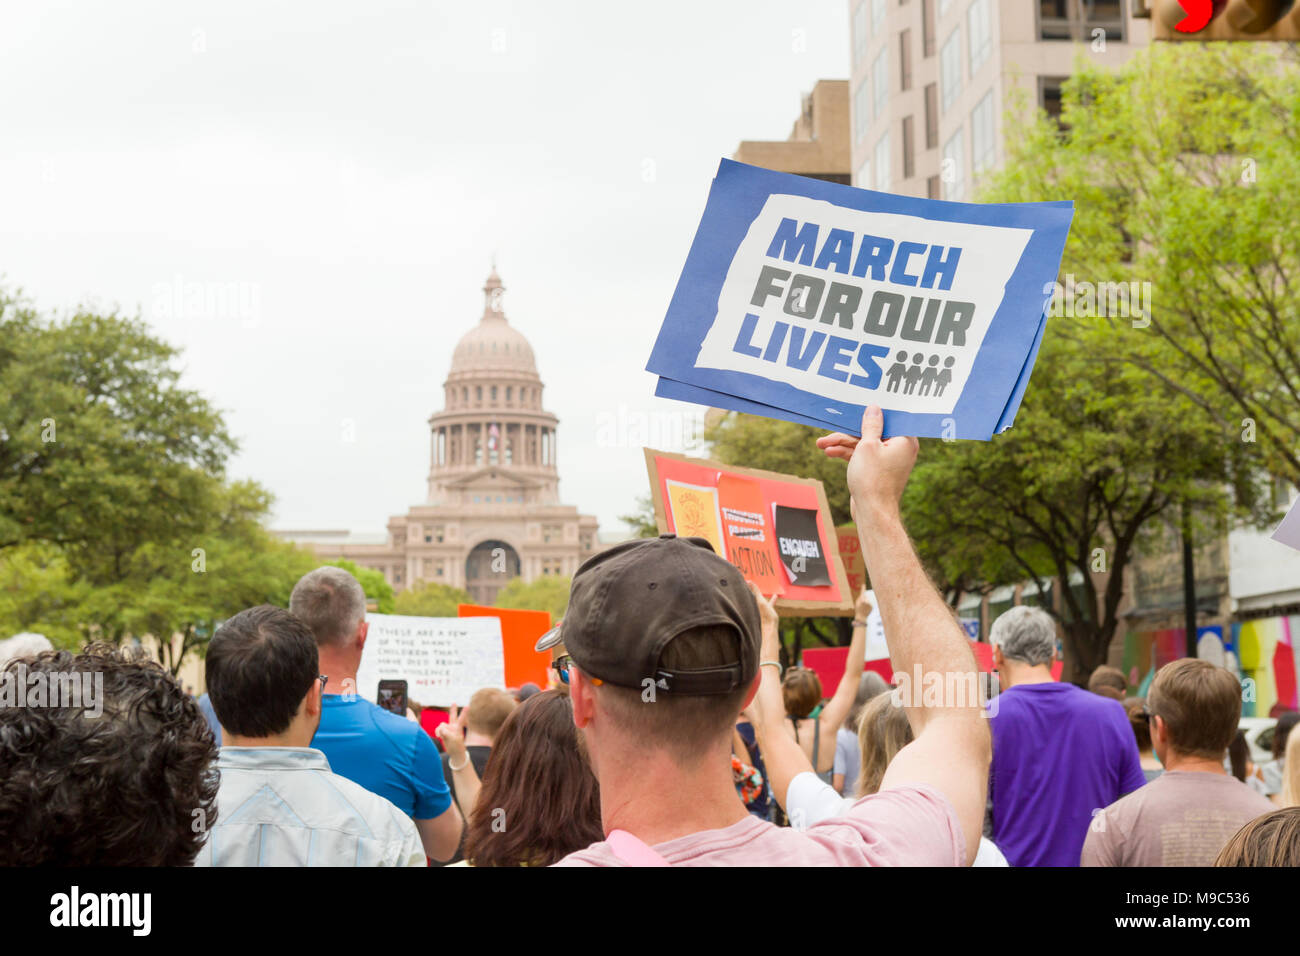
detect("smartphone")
[377,679,408,716]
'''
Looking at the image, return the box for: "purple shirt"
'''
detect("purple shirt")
[988,682,1146,867]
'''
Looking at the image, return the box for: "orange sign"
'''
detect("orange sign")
[717,473,785,596]
[457,604,553,690]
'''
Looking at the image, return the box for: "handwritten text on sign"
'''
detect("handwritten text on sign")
[355,614,505,708]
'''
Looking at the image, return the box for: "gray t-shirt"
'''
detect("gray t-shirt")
[1081,770,1276,867]
[833,727,860,795]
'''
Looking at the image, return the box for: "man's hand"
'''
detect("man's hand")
[435,704,469,763]
[816,405,919,514]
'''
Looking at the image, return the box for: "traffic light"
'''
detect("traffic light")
[1153,0,1300,39]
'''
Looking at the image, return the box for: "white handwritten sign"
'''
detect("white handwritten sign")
[355,614,505,707]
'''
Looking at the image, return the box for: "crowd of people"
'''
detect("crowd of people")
[1,406,1297,867]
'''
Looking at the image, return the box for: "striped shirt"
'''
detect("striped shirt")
[194,747,425,867]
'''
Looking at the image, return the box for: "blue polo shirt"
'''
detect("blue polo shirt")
[311,695,453,821]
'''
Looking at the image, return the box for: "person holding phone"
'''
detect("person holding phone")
[290,566,463,863]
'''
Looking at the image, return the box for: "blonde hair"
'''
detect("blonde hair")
[855,690,914,798]
[1282,723,1300,809]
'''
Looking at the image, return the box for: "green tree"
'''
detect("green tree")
[894,44,1280,681]
[0,291,235,571]
[393,581,472,617]
[1015,43,1300,488]
[324,558,395,614]
[494,575,570,620]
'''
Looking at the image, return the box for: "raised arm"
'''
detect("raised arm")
[816,589,872,746]
[744,583,818,811]
[436,705,482,819]
[817,406,990,865]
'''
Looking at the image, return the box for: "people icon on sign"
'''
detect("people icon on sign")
[934,356,955,397]
[902,353,925,395]
[884,350,908,393]
[884,352,956,398]
[918,354,941,396]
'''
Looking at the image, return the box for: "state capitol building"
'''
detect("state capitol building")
[285,269,601,605]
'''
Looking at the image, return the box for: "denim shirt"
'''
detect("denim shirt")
[193,747,425,867]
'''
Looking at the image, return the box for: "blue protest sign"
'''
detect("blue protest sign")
[646,159,1073,439]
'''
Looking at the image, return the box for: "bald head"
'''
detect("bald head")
[290,567,367,647]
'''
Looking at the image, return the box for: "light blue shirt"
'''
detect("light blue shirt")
[194,747,425,867]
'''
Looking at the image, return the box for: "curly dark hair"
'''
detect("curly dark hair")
[464,690,603,867]
[0,643,219,866]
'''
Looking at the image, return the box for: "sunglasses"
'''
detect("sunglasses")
[552,655,600,686]
[318,674,329,692]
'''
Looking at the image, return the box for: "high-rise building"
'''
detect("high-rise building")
[281,269,601,605]
[733,79,851,183]
[848,0,1150,200]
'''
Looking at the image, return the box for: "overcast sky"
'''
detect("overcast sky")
[2,0,849,539]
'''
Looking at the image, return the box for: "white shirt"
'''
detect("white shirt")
[786,771,1010,867]
[194,746,425,867]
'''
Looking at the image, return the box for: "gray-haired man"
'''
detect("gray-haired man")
[292,566,463,863]
[986,605,1145,867]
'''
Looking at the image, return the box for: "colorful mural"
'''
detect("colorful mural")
[1122,617,1299,716]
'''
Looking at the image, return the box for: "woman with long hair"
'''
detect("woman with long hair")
[444,689,603,867]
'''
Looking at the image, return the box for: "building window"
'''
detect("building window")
[871,0,886,33]
[491,385,497,402]
[874,130,892,192]
[902,115,915,180]
[940,28,962,113]
[461,387,468,403]
[434,525,445,543]
[924,83,939,149]
[506,385,512,403]
[926,174,941,199]
[942,127,966,201]
[854,75,871,142]
[921,0,936,56]
[856,157,871,189]
[872,48,888,121]
[435,564,444,578]
[853,0,869,63]
[476,385,483,402]
[1038,0,1125,42]
[971,90,995,173]
[967,0,990,75]
[1040,75,1068,129]
[899,29,913,91]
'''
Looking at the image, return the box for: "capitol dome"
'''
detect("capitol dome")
[448,269,539,379]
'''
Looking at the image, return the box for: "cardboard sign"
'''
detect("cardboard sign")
[457,604,553,691]
[356,614,505,708]
[646,448,853,616]
[836,524,866,596]
[646,159,1074,440]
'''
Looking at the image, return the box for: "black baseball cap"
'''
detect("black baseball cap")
[557,534,760,695]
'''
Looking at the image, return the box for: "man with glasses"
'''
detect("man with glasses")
[196,605,425,866]
[292,566,462,863]
[1082,658,1274,867]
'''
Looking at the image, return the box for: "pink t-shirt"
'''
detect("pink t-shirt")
[551,784,965,867]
